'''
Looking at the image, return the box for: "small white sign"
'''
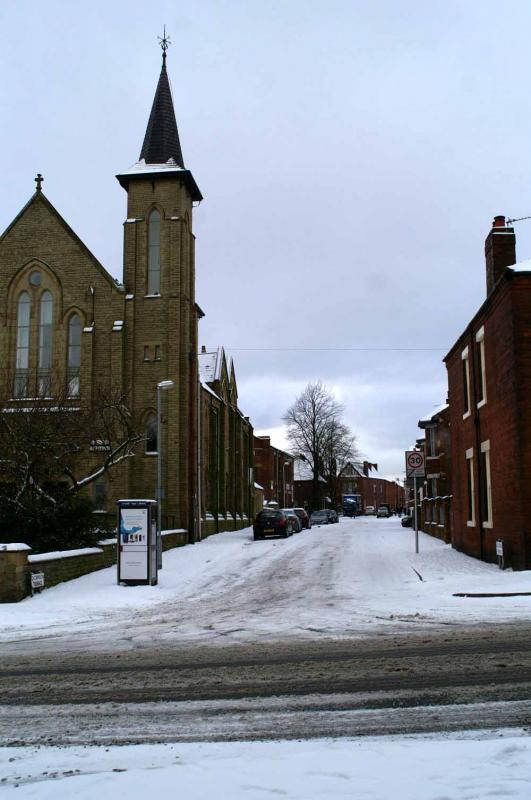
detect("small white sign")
[496,539,504,557]
[30,571,45,589]
[405,450,426,478]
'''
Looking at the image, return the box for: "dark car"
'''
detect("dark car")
[253,509,294,540]
[310,510,331,526]
[377,505,392,518]
[401,514,413,527]
[281,509,302,533]
[293,507,311,529]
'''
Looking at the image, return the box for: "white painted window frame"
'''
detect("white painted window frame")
[475,326,487,409]
[462,346,471,420]
[466,447,475,527]
[480,440,493,528]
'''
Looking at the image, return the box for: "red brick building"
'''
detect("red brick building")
[356,472,404,513]
[444,216,531,569]
[418,404,452,542]
[253,436,294,507]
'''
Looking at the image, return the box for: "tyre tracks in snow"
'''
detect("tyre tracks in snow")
[1,624,531,743]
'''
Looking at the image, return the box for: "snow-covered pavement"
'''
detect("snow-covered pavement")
[1,516,530,652]
[2,731,531,799]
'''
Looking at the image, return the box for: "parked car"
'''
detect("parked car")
[293,507,311,529]
[401,514,413,528]
[310,509,331,526]
[377,505,392,518]
[365,506,376,516]
[281,509,302,533]
[253,509,294,539]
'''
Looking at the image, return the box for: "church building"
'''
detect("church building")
[0,43,254,540]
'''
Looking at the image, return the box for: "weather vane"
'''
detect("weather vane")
[158,25,171,59]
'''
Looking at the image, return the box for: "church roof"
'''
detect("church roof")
[116,51,202,201]
[0,189,122,291]
[140,53,184,167]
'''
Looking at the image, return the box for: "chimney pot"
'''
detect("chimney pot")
[201,345,207,353]
[485,216,516,295]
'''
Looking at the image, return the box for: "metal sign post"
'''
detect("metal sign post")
[405,451,426,554]
[414,475,418,554]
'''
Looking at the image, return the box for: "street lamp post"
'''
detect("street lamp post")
[157,380,175,550]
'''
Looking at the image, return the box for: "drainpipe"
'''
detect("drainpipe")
[197,373,202,542]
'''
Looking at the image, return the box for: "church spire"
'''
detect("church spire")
[140,29,185,167]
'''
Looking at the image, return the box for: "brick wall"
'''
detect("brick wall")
[0,530,189,602]
[446,273,531,569]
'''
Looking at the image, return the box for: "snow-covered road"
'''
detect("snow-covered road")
[1,516,531,653]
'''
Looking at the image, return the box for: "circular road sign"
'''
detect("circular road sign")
[407,452,424,470]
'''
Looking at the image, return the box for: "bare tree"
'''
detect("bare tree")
[321,418,359,508]
[283,381,357,509]
[0,387,144,548]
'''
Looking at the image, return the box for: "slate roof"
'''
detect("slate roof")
[140,54,184,167]
[116,54,203,202]
[198,349,220,384]
[294,458,327,483]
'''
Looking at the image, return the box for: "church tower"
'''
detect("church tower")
[116,37,202,535]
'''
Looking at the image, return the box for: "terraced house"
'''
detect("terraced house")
[0,45,253,541]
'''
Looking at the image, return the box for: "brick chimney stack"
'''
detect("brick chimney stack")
[485,215,516,295]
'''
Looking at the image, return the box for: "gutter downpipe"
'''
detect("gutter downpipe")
[197,373,202,542]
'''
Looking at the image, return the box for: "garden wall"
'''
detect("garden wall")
[0,529,189,603]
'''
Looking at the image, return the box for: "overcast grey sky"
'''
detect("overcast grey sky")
[3,1,531,479]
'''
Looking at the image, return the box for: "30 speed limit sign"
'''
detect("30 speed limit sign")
[405,450,425,478]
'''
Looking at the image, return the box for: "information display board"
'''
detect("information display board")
[117,500,158,586]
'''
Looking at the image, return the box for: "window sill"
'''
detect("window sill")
[467,520,475,527]
[477,398,487,410]
[145,451,158,456]
[144,294,161,299]
[462,411,471,421]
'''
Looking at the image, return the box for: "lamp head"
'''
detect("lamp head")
[157,380,175,391]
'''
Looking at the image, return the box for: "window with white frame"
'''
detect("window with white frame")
[475,326,487,407]
[480,440,493,528]
[466,448,475,526]
[462,346,471,419]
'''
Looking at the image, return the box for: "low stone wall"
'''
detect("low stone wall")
[0,528,190,604]
[203,515,250,535]
[0,544,32,603]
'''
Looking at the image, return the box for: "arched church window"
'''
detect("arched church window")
[38,291,53,397]
[147,209,161,295]
[145,413,158,454]
[14,292,31,398]
[67,314,82,397]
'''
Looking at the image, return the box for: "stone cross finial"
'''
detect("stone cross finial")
[35,173,44,192]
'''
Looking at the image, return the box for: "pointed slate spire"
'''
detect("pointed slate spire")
[140,48,184,167]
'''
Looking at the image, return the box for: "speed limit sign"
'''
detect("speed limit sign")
[405,450,425,478]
